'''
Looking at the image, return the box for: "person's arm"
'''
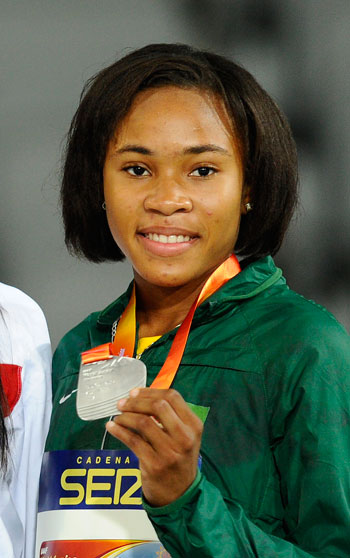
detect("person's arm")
[107,387,319,557]
[107,327,350,557]
[0,284,52,558]
[144,473,317,557]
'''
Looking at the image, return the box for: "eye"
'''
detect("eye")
[123,165,151,177]
[190,166,217,177]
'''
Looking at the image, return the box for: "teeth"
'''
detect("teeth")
[145,233,191,243]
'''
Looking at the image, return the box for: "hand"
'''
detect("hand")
[105,388,203,507]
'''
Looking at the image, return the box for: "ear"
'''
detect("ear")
[241,186,252,215]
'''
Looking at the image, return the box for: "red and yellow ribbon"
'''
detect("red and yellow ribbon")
[81,254,241,389]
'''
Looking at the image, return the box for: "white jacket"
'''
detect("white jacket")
[0,283,51,558]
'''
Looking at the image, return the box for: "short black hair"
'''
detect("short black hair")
[61,43,298,262]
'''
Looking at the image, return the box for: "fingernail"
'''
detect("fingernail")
[117,398,127,409]
[130,388,140,397]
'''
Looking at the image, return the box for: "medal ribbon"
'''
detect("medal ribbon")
[81,254,241,389]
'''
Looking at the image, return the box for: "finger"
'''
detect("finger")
[155,389,204,431]
[116,389,168,416]
[114,408,197,461]
[116,398,202,455]
[141,396,200,446]
[105,418,156,462]
[113,410,199,480]
[119,388,201,428]
[112,410,171,453]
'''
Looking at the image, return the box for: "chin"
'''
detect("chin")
[136,269,192,289]
[149,277,188,289]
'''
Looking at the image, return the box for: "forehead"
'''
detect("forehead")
[113,86,237,152]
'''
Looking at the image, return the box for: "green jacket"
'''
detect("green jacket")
[46,257,350,557]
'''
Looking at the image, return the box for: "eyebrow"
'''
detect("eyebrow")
[115,144,230,156]
[184,144,230,155]
[116,145,154,155]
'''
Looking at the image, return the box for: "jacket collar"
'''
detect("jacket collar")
[96,256,283,328]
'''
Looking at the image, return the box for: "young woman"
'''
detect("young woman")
[40,44,350,558]
[0,283,51,558]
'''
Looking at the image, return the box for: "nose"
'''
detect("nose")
[143,179,193,215]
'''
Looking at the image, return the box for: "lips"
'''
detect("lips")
[138,226,198,241]
[143,232,192,244]
[137,227,198,256]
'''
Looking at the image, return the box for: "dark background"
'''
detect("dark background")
[1,0,349,347]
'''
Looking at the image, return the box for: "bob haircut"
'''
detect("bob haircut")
[61,43,298,262]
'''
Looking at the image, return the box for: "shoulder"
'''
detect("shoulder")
[243,272,349,352]
[245,285,350,408]
[51,304,118,395]
[0,282,50,362]
[53,285,132,377]
[0,282,48,329]
[235,266,349,384]
[268,287,348,354]
[53,311,101,368]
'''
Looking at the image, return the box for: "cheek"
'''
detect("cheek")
[106,208,127,239]
[123,202,134,214]
[107,200,134,223]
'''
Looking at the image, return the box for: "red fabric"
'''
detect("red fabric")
[0,364,22,417]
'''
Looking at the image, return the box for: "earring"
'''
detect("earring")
[245,202,252,212]
[102,201,106,210]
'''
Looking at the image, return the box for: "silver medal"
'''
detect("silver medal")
[76,356,146,421]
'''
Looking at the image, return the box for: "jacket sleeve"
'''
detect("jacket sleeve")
[144,318,350,557]
[144,473,321,557]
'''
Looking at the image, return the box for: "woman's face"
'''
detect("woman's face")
[103,86,249,291]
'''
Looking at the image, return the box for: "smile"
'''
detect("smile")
[143,233,192,243]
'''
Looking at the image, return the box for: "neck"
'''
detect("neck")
[134,276,208,338]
